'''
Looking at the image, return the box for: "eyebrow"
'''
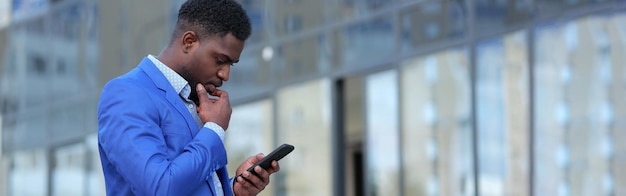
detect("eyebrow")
[220,53,239,64]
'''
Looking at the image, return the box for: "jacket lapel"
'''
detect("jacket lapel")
[218,167,234,196]
[138,57,198,136]
[204,168,232,196]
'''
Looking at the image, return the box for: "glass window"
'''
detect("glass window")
[49,2,83,100]
[0,0,9,28]
[272,1,324,36]
[338,15,395,69]
[534,14,622,196]
[224,48,273,100]
[0,115,2,153]
[7,0,97,152]
[86,133,105,196]
[474,0,532,37]
[10,149,48,195]
[606,12,626,196]
[284,14,302,34]
[401,0,468,52]
[224,99,274,196]
[50,3,81,41]
[52,143,86,195]
[48,101,92,147]
[12,110,47,151]
[235,0,266,44]
[83,1,99,92]
[276,79,332,196]
[536,0,615,18]
[334,0,395,20]
[365,70,400,196]
[476,30,530,196]
[0,153,9,196]
[272,33,331,82]
[19,19,52,109]
[401,48,474,196]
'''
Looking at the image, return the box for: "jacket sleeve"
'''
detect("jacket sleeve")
[98,79,227,195]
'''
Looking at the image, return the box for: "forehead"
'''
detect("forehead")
[201,33,245,60]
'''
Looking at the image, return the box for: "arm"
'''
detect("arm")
[98,80,226,195]
[194,84,280,196]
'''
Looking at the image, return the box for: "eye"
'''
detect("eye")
[216,57,234,66]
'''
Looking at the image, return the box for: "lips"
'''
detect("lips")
[205,82,221,94]
[205,80,222,87]
[206,84,217,94]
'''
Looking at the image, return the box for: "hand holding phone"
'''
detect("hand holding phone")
[245,144,294,175]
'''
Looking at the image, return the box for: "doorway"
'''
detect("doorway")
[337,76,366,196]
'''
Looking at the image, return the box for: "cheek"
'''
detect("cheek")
[199,61,219,78]
[193,65,218,83]
[186,59,204,84]
[192,50,220,80]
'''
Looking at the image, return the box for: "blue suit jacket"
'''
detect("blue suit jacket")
[98,57,233,196]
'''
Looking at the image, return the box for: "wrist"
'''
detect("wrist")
[203,122,226,141]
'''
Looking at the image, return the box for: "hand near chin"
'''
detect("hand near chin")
[195,83,231,129]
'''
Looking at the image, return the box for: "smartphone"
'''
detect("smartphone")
[245,144,294,175]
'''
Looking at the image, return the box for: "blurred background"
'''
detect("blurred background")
[0,0,625,195]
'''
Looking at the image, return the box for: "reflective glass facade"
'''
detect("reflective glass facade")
[476,30,530,195]
[401,48,473,195]
[533,14,626,195]
[1,0,626,195]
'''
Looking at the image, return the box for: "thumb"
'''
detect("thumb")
[195,83,211,106]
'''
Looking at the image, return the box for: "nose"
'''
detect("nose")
[218,65,230,81]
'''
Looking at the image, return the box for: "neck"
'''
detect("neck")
[156,47,180,71]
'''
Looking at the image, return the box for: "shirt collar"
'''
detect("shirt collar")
[147,54,189,96]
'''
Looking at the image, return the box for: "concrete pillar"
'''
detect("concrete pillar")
[534,23,569,196]
[607,13,626,196]
[503,31,529,196]
[401,56,435,195]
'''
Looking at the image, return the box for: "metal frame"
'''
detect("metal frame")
[331,79,346,196]
[528,15,537,196]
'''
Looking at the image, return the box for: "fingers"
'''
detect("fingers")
[253,165,271,184]
[254,153,265,162]
[234,154,271,193]
[234,175,260,195]
[245,154,279,176]
[233,152,283,195]
[194,83,232,128]
[236,166,270,190]
[235,174,261,193]
[269,160,280,174]
[212,89,229,99]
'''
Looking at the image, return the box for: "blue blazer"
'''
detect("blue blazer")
[98,57,233,196]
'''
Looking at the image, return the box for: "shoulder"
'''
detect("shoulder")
[101,66,162,97]
[99,68,163,110]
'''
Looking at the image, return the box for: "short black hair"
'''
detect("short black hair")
[175,0,251,41]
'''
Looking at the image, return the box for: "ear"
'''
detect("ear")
[181,31,198,54]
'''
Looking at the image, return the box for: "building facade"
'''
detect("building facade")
[0,0,625,195]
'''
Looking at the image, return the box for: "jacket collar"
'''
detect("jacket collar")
[137,57,199,136]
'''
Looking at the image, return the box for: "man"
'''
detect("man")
[97,0,279,195]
